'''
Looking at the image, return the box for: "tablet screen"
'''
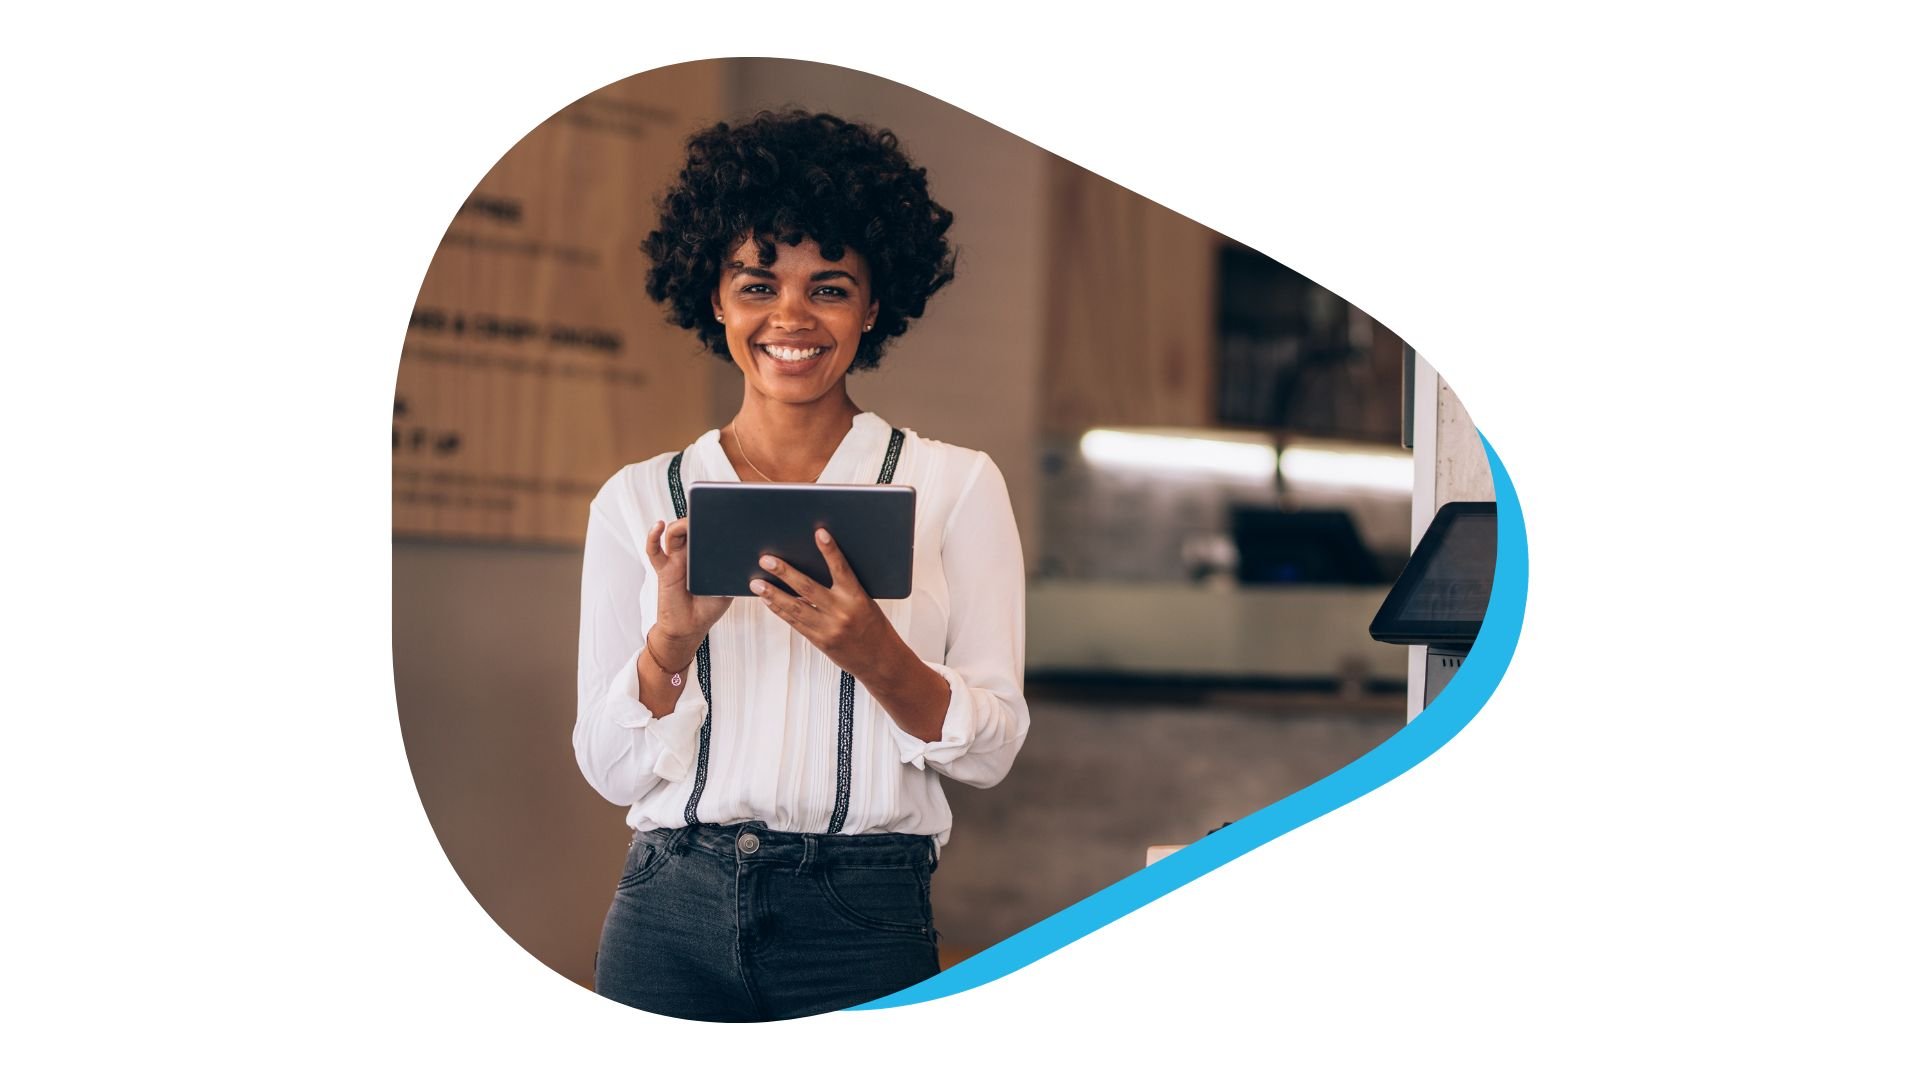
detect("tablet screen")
[1369,501,1497,646]
[1396,512,1494,621]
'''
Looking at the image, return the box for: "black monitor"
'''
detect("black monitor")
[1369,501,1497,647]
[1231,507,1384,585]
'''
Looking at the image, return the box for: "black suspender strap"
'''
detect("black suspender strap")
[668,427,906,833]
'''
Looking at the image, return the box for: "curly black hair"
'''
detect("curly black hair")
[642,110,957,371]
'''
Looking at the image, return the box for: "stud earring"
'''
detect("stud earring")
[716,314,724,323]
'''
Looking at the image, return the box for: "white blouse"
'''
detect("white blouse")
[572,411,1030,851]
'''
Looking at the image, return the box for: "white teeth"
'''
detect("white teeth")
[764,345,825,362]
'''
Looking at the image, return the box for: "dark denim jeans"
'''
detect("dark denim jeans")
[593,820,941,1022]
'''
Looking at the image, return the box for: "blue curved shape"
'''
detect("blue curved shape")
[852,432,1528,1010]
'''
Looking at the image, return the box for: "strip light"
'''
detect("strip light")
[1079,429,1278,482]
[1277,445,1414,493]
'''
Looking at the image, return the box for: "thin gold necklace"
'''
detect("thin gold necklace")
[732,424,823,483]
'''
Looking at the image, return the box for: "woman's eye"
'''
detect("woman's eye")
[814,286,848,299]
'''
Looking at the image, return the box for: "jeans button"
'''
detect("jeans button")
[737,832,760,855]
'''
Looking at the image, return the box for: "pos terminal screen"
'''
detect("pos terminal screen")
[1369,501,1497,646]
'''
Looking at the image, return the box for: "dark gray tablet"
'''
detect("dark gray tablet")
[687,482,917,599]
[1368,501,1497,647]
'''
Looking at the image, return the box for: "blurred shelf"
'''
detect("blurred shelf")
[1027,580,1401,683]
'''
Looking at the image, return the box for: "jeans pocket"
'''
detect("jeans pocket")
[615,834,668,892]
[816,863,932,938]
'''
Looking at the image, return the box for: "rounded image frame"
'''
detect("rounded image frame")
[391,56,1527,1022]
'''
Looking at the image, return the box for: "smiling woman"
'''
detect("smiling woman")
[573,110,1030,1022]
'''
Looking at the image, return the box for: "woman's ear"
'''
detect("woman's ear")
[711,288,724,323]
[863,299,879,332]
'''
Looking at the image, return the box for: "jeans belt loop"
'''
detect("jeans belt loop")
[797,835,815,876]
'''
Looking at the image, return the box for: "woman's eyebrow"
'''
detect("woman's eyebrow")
[724,263,859,284]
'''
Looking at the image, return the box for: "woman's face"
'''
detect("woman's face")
[712,237,880,408]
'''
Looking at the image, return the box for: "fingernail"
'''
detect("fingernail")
[759,556,778,570]
[749,580,766,595]
[816,529,831,543]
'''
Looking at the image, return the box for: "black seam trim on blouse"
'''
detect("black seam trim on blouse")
[667,451,713,828]
[827,426,906,835]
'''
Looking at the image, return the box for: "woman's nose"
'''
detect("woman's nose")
[771,290,813,329]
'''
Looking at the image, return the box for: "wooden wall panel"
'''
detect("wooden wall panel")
[394,65,724,545]
[1041,159,1219,434]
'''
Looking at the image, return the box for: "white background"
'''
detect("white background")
[7,3,1916,1075]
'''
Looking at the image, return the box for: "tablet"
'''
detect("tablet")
[1368,501,1497,646]
[686,482,917,599]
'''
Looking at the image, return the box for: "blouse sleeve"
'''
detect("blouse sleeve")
[888,451,1032,788]
[571,481,710,807]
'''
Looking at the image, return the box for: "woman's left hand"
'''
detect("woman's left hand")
[751,529,900,680]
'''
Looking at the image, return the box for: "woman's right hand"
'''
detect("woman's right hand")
[646,518,733,653]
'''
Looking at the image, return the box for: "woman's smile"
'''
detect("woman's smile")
[757,341,830,371]
[761,344,826,362]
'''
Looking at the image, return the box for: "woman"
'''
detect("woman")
[572,110,1030,1022]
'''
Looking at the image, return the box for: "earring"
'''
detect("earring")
[863,324,873,332]
[716,314,724,323]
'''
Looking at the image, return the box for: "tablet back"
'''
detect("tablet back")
[687,483,917,599]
